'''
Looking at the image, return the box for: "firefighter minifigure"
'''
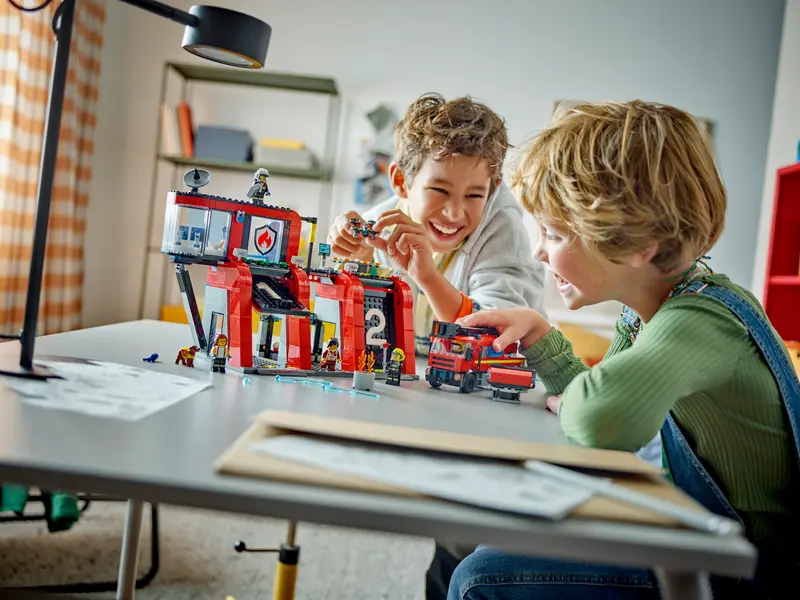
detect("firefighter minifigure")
[210,333,230,373]
[247,168,271,204]
[385,348,405,386]
[320,338,341,371]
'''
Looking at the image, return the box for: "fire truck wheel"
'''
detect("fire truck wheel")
[428,380,442,389]
[459,371,477,394]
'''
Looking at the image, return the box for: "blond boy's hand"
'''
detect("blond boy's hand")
[367,210,438,283]
[327,211,374,261]
[457,308,552,352]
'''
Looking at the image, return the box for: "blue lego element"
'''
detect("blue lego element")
[275,375,380,399]
[142,353,159,363]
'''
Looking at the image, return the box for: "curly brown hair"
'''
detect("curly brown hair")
[512,100,725,274]
[394,93,509,195]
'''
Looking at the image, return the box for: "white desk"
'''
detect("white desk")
[0,320,756,600]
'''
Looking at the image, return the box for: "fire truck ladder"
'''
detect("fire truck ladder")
[430,320,499,339]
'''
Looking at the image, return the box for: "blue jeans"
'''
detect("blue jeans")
[447,546,660,600]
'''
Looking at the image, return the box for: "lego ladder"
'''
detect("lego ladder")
[175,264,208,351]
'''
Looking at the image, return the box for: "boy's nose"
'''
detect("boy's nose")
[533,241,548,263]
[441,202,465,222]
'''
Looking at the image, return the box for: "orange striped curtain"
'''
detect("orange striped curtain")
[0,0,105,336]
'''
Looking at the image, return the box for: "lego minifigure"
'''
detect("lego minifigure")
[320,338,341,371]
[385,348,405,386]
[175,345,199,367]
[247,168,271,204]
[142,353,159,363]
[210,333,230,373]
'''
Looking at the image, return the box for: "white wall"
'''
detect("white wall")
[753,0,800,301]
[83,0,786,330]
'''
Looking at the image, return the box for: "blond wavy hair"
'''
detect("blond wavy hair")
[394,93,509,195]
[511,100,725,273]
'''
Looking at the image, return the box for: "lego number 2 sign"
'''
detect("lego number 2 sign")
[364,292,394,350]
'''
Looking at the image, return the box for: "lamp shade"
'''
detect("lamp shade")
[181,5,271,69]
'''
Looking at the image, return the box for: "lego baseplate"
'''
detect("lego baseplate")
[240,366,419,380]
[191,354,419,380]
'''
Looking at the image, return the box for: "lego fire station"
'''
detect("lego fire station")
[160,168,417,380]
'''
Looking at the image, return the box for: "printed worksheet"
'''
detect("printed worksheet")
[250,434,595,519]
[2,360,210,421]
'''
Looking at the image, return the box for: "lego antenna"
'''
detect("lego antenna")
[184,168,211,192]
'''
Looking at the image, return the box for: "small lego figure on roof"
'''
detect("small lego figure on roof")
[321,338,341,371]
[210,333,230,373]
[385,348,405,386]
[175,345,199,367]
[247,168,271,204]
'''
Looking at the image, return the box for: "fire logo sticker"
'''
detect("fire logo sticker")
[254,223,278,255]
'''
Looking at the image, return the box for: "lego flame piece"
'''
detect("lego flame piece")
[257,227,273,252]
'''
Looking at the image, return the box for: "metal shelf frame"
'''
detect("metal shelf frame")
[137,62,342,320]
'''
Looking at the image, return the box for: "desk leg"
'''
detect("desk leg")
[655,568,712,600]
[116,499,145,600]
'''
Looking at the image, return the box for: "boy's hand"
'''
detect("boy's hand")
[327,211,374,261]
[367,210,438,283]
[545,395,562,414]
[457,308,552,352]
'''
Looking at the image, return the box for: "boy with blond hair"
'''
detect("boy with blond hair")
[328,93,546,357]
[449,100,800,600]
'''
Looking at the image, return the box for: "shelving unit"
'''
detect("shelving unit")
[763,162,800,342]
[138,62,341,320]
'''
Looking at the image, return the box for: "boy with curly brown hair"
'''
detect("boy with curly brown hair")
[328,93,546,357]
[449,100,800,600]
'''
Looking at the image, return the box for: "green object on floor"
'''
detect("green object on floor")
[1,485,80,532]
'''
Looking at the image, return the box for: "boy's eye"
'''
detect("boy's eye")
[467,193,485,199]
[428,187,448,195]
[545,234,561,241]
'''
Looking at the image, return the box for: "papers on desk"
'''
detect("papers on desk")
[2,360,210,421]
[250,434,596,520]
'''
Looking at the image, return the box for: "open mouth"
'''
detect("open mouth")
[553,272,573,293]
[429,221,463,241]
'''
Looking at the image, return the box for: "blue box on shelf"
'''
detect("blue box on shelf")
[194,126,253,162]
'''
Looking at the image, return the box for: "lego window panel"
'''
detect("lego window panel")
[162,205,209,256]
[204,210,232,258]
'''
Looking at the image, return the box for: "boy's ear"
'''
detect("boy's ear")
[388,162,409,199]
[627,242,660,268]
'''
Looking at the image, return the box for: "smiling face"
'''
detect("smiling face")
[534,219,630,310]
[391,155,493,253]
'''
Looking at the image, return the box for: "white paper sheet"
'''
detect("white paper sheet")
[2,360,211,421]
[250,434,596,520]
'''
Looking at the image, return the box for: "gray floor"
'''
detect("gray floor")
[0,502,432,599]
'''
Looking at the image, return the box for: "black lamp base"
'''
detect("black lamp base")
[0,354,63,380]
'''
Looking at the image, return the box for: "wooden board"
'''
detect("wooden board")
[215,411,707,529]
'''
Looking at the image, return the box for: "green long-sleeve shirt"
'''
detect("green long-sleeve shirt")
[522,273,797,546]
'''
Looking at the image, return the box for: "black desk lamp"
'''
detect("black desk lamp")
[0,0,271,379]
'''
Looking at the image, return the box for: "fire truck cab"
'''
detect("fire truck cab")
[425,320,530,393]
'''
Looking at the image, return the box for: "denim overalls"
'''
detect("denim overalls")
[661,280,800,597]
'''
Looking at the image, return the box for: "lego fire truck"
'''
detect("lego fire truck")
[425,320,536,399]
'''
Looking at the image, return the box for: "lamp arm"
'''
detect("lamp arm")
[116,0,199,27]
